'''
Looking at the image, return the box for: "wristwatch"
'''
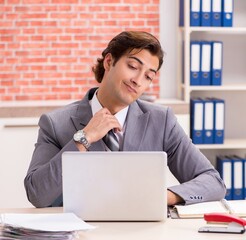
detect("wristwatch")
[73,130,91,150]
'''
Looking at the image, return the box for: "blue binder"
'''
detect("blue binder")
[200,41,211,85]
[211,41,223,85]
[190,0,201,26]
[244,158,246,199]
[222,0,233,27]
[179,0,184,26]
[212,0,222,26]
[190,41,201,85]
[203,98,214,144]
[201,0,212,26]
[213,98,225,144]
[229,155,244,200]
[216,155,232,200]
[190,98,204,144]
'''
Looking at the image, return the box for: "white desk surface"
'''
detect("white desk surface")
[0,207,245,240]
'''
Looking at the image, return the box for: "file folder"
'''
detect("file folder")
[229,155,244,200]
[222,0,233,27]
[203,98,214,144]
[216,155,232,200]
[200,41,211,85]
[211,41,223,85]
[213,98,225,144]
[190,41,201,85]
[190,0,201,26]
[212,0,222,26]
[190,98,204,144]
[201,0,212,26]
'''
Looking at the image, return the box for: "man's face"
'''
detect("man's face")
[102,49,159,108]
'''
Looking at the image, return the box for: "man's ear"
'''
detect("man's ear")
[103,53,113,71]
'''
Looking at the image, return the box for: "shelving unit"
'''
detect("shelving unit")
[177,0,246,154]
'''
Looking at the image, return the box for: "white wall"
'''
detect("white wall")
[159,0,178,99]
[0,118,39,208]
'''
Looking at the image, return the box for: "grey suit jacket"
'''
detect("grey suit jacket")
[24,88,226,207]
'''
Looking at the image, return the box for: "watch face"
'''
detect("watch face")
[74,131,83,142]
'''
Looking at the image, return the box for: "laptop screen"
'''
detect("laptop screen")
[62,151,167,221]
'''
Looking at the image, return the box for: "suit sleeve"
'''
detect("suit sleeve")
[24,113,78,208]
[164,108,226,205]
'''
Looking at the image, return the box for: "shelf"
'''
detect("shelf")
[186,84,246,92]
[180,27,246,34]
[196,139,246,150]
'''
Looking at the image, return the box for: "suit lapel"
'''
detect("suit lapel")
[123,101,150,151]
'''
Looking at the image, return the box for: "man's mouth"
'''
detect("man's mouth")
[124,82,137,94]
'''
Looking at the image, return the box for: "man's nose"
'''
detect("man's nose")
[130,73,143,87]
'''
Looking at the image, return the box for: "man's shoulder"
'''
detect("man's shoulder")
[43,100,81,119]
[136,99,170,114]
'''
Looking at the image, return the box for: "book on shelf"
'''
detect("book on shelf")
[170,199,246,219]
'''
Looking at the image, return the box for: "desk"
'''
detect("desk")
[1,208,245,240]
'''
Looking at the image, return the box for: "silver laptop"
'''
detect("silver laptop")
[62,151,167,221]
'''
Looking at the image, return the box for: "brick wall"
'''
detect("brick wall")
[0,0,160,101]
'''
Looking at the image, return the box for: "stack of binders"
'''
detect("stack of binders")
[217,155,246,200]
[190,41,223,86]
[190,97,225,144]
[189,0,234,27]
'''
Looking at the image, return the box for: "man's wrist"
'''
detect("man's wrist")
[73,129,91,150]
[167,190,184,206]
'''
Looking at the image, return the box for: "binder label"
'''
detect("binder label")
[234,161,243,189]
[191,44,200,72]
[215,103,224,130]
[201,44,211,72]
[223,162,232,189]
[224,0,233,12]
[202,0,211,12]
[205,102,214,130]
[194,103,203,131]
[213,42,222,70]
[191,0,200,11]
[213,0,222,11]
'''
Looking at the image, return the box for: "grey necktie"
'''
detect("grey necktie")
[103,130,120,151]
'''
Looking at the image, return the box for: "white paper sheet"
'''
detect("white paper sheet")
[0,213,95,232]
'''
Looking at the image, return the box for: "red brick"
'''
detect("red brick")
[21,14,48,19]
[21,58,47,63]
[1,96,13,101]
[1,80,14,86]
[50,13,77,19]
[37,28,63,34]
[0,66,12,71]
[52,0,78,3]
[23,0,50,3]
[52,43,79,48]
[8,87,21,94]
[1,36,14,42]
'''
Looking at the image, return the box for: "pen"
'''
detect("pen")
[221,199,234,214]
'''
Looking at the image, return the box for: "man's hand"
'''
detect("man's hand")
[167,190,184,206]
[83,108,121,145]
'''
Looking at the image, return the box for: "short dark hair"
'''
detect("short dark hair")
[92,31,164,83]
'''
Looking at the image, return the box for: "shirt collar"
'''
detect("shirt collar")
[90,90,129,129]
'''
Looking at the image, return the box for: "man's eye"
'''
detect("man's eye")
[128,64,137,70]
[146,75,153,81]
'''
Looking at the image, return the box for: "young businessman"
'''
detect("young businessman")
[24,31,226,208]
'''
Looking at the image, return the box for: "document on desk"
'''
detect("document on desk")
[0,212,95,239]
[170,199,246,219]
